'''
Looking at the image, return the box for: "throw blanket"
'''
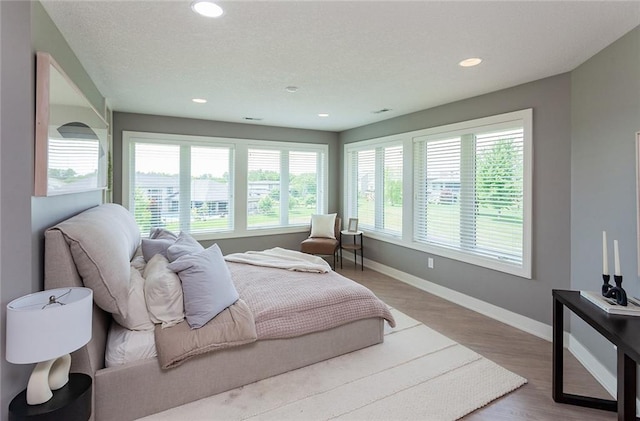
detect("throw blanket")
[228,262,395,339]
[154,299,257,369]
[224,247,331,273]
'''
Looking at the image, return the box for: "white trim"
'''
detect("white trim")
[345,253,551,340]
[568,334,640,416]
[122,130,328,240]
[567,335,617,399]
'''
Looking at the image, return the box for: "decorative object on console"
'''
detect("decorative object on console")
[601,231,628,306]
[6,287,92,405]
[580,291,640,316]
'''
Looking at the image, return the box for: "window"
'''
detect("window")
[342,109,532,278]
[128,139,233,236]
[123,132,328,238]
[345,140,403,236]
[414,110,532,277]
[246,148,322,229]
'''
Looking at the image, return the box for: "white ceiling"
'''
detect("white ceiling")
[41,1,640,132]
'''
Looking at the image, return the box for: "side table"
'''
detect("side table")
[9,373,92,421]
[340,230,363,271]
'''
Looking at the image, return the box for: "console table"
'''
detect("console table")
[553,289,640,420]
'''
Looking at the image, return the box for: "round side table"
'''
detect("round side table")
[9,373,92,421]
[340,230,364,271]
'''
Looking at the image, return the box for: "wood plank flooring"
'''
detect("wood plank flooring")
[335,266,617,420]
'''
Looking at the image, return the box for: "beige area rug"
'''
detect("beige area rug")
[139,309,526,421]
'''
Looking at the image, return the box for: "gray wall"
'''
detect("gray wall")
[1,2,35,417]
[0,2,104,419]
[571,26,640,374]
[339,74,572,325]
[112,112,339,252]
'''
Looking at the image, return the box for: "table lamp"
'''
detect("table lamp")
[6,287,92,405]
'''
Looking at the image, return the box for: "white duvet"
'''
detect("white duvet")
[224,247,331,273]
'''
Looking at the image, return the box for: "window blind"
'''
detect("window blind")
[130,142,233,235]
[414,127,524,265]
[346,141,403,236]
[247,149,281,228]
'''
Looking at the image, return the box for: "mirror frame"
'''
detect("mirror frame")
[34,51,108,196]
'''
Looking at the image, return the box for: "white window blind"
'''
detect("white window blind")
[414,123,527,270]
[130,142,232,235]
[247,149,281,228]
[132,143,180,235]
[248,148,325,228]
[289,151,320,225]
[346,141,403,236]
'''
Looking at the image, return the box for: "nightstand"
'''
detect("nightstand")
[9,373,92,421]
[340,230,364,271]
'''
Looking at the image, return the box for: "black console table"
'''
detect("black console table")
[553,289,640,420]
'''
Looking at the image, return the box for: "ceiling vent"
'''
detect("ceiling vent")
[372,108,392,114]
[243,117,263,121]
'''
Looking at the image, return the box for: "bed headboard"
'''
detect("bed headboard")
[44,203,141,377]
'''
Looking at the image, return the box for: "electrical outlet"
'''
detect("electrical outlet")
[428,257,434,269]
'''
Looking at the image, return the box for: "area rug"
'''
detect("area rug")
[138,309,526,421]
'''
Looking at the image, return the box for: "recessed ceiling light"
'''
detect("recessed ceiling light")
[192,98,207,104]
[285,86,299,93]
[318,113,329,118]
[191,1,224,18]
[459,58,482,67]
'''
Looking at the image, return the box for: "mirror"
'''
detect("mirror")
[35,52,108,196]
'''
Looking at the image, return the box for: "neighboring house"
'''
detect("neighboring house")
[135,173,229,222]
[135,173,281,224]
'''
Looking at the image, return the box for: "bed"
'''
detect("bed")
[44,204,394,421]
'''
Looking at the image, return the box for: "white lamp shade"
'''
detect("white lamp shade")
[6,287,92,364]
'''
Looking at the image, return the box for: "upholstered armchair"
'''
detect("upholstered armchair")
[300,214,341,269]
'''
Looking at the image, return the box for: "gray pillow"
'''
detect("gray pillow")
[149,227,178,240]
[53,203,141,317]
[167,231,204,262]
[141,227,178,262]
[167,244,239,329]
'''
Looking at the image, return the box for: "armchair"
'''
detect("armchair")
[300,214,341,269]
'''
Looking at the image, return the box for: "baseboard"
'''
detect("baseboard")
[568,335,640,415]
[348,254,552,341]
[345,254,640,414]
[568,335,616,398]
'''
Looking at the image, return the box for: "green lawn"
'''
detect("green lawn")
[356,199,522,255]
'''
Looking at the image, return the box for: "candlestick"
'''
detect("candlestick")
[602,231,608,275]
[614,239,621,276]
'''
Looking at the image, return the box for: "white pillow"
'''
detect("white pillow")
[143,254,185,328]
[310,213,337,239]
[112,267,154,331]
[105,323,157,367]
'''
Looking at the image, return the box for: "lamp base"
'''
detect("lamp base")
[26,354,71,405]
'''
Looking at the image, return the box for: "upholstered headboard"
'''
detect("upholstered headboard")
[44,203,141,377]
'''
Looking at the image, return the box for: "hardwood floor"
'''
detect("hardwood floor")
[335,265,617,420]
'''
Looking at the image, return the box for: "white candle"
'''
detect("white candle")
[614,239,621,276]
[602,231,609,275]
